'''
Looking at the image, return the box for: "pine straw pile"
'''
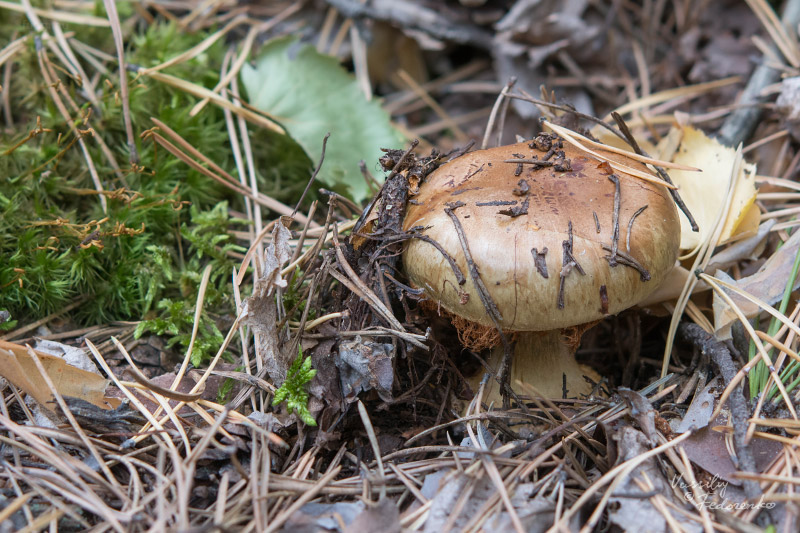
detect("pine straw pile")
[3,0,800,532]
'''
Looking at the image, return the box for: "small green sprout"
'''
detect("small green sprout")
[272,348,317,426]
[0,311,16,332]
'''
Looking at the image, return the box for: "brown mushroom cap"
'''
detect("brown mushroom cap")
[402,138,680,331]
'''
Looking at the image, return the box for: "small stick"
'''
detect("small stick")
[443,202,502,327]
[503,158,554,167]
[626,205,648,253]
[476,200,517,207]
[607,174,621,266]
[409,234,466,285]
[351,229,467,285]
[593,211,601,233]
[445,140,476,162]
[558,221,585,309]
[678,323,765,508]
[444,201,524,405]
[498,197,529,217]
[600,245,651,281]
[611,111,699,232]
[531,247,549,278]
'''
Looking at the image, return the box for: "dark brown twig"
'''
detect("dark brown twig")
[626,205,648,254]
[503,158,554,168]
[558,221,585,309]
[443,201,526,407]
[531,247,548,278]
[607,174,621,267]
[678,323,765,510]
[600,245,650,281]
[510,90,627,142]
[443,202,502,328]
[611,112,698,232]
[445,140,475,162]
[357,228,467,285]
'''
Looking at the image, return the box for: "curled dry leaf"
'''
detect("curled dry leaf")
[0,340,119,411]
[240,221,294,384]
[656,126,759,251]
[35,338,101,374]
[336,336,395,403]
[712,228,800,337]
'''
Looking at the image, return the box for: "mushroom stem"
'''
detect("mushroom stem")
[474,329,600,403]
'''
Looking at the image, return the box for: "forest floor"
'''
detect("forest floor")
[2,0,800,531]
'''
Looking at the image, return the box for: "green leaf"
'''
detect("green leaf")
[241,36,405,203]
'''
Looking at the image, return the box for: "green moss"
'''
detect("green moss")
[0,17,313,364]
[272,348,317,426]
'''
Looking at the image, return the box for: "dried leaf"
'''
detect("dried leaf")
[682,414,782,486]
[256,221,292,298]
[336,336,395,402]
[712,228,800,336]
[240,221,293,384]
[778,76,800,139]
[35,339,101,374]
[608,425,703,533]
[658,126,758,250]
[421,469,563,533]
[618,388,658,444]
[673,379,781,486]
[283,501,365,533]
[344,498,400,533]
[675,378,719,433]
[0,340,117,410]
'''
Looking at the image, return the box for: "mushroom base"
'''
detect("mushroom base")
[469,329,601,404]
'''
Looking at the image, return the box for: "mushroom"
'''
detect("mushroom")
[402,133,680,400]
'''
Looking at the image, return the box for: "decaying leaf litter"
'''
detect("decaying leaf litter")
[3,0,800,531]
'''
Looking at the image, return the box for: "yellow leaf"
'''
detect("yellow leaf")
[0,340,118,410]
[665,126,758,251]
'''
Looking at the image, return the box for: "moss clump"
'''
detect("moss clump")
[272,349,317,426]
[0,17,313,364]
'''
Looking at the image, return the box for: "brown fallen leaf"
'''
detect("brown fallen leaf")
[336,336,395,403]
[0,340,119,411]
[607,424,704,533]
[712,227,800,337]
[240,220,294,385]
